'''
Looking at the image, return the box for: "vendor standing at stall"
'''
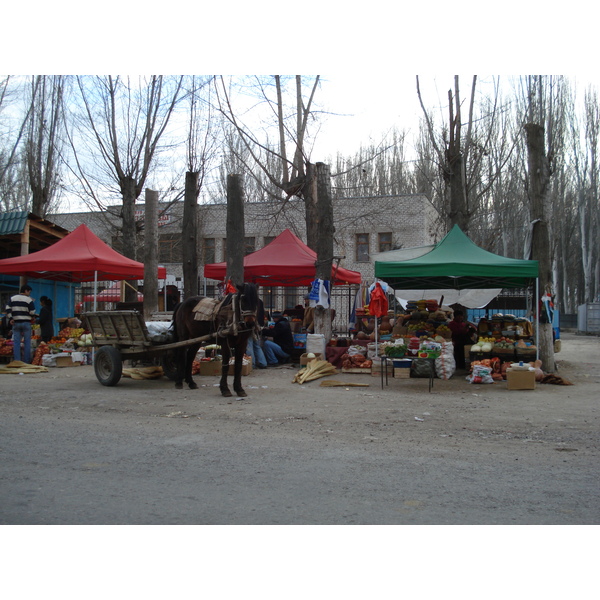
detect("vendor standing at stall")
[37,296,55,343]
[6,284,36,364]
[448,309,477,369]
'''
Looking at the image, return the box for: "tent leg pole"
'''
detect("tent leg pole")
[535,278,539,361]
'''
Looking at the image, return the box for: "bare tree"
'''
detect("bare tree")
[416,76,516,238]
[68,75,183,300]
[182,76,215,298]
[0,76,33,211]
[521,75,568,371]
[24,75,66,216]
[214,75,324,248]
[569,86,600,305]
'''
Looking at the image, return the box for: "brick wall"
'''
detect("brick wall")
[50,193,439,285]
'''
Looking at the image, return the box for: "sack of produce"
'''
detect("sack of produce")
[435,341,455,380]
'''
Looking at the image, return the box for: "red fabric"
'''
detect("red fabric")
[204,229,361,287]
[0,224,166,282]
[83,282,144,302]
[225,280,237,294]
[368,282,388,317]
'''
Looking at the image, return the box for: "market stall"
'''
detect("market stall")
[0,224,167,364]
[372,225,539,383]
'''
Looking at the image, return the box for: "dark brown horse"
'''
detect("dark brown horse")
[171,283,259,396]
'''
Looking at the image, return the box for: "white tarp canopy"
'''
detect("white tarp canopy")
[393,288,502,309]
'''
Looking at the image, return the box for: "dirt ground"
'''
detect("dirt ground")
[0,331,599,526]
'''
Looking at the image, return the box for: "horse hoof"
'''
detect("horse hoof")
[221,389,232,397]
[235,390,247,397]
[188,381,198,390]
[175,382,183,389]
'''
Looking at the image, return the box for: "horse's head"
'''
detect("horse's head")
[237,282,259,329]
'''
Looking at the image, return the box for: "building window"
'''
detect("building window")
[244,237,256,256]
[378,232,392,253]
[201,238,215,264]
[263,236,276,248]
[356,233,370,262]
[222,237,255,260]
[159,233,182,263]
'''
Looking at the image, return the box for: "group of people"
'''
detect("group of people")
[245,298,295,368]
[2,285,55,364]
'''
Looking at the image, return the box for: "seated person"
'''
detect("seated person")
[246,298,268,369]
[262,311,295,365]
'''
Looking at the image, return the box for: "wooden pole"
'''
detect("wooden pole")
[226,174,245,288]
[143,188,159,319]
[182,171,199,298]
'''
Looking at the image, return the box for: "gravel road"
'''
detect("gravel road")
[1,332,598,526]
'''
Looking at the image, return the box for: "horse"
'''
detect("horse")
[171,282,259,396]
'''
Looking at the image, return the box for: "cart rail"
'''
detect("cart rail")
[83,311,217,357]
[82,310,220,386]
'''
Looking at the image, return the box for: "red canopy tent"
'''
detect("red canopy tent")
[0,223,166,282]
[203,229,361,286]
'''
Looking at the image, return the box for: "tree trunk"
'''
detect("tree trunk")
[121,175,139,302]
[313,162,334,342]
[183,171,199,298]
[524,122,555,371]
[226,174,245,288]
[303,162,319,251]
[143,188,159,319]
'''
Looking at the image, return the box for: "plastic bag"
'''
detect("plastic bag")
[306,333,326,356]
[411,358,434,378]
[467,364,494,384]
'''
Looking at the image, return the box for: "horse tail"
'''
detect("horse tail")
[170,301,182,342]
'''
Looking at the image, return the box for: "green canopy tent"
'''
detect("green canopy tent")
[375,225,539,290]
[374,225,540,351]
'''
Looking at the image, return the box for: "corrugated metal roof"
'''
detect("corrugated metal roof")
[0,211,70,259]
[0,210,29,236]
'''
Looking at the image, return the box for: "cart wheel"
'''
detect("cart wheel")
[160,351,179,381]
[94,346,123,386]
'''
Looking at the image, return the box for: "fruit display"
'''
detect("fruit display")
[435,324,451,338]
[493,337,515,350]
[32,342,51,366]
[340,353,373,369]
[57,327,85,339]
[0,338,13,356]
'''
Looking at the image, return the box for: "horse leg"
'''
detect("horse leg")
[185,346,198,389]
[219,342,232,397]
[232,336,248,397]
[174,347,184,389]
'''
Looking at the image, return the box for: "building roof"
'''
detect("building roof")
[0,211,70,259]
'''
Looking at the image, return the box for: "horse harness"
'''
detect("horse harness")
[192,292,256,338]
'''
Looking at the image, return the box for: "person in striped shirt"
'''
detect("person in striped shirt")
[6,284,36,364]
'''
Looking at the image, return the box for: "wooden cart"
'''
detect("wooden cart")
[83,311,216,386]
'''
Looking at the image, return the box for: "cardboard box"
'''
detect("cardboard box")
[198,359,223,376]
[394,368,411,379]
[55,354,82,367]
[506,368,536,390]
[370,357,393,377]
[300,352,322,365]
[228,356,252,376]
